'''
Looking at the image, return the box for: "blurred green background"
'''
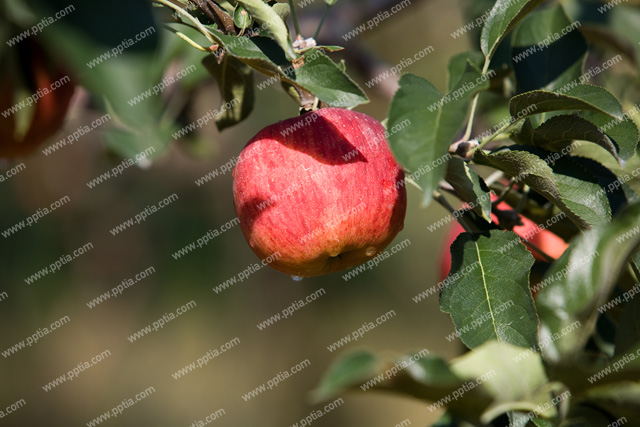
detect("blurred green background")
[0,0,493,425]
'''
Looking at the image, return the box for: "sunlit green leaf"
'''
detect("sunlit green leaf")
[510,85,625,120]
[481,0,546,60]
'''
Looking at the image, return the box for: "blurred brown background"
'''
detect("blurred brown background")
[0,0,475,425]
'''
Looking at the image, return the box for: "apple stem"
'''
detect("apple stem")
[492,178,516,206]
[164,26,210,52]
[468,118,521,157]
[521,238,555,263]
[313,3,331,40]
[288,0,303,39]
[433,190,473,233]
[515,185,530,214]
[461,57,492,142]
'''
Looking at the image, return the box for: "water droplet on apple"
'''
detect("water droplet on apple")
[365,247,376,256]
[291,275,304,282]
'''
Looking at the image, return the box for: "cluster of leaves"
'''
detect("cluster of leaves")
[157,0,368,130]
[5,0,365,160]
[314,0,640,426]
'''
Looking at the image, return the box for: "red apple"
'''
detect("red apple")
[439,202,569,282]
[232,108,407,277]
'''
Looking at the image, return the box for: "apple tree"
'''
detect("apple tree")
[3,0,640,426]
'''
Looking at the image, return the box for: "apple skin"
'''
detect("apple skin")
[232,108,407,277]
[0,37,75,159]
[439,202,569,282]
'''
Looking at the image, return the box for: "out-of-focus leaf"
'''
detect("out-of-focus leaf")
[582,382,640,425]
[312,350,380,402]
[450,341,553,424]
[614,288,640,357]
[270,4,289,23]
[570,157,628,217]
[609,5,640,73]
[581,111,639,166]
[27,0,170,158]
[531,418,556,427]
[202,54,254,130]
[536,203,640,362]
[510,5,587,93]
[447,51,485,92]
[440,230,538,349]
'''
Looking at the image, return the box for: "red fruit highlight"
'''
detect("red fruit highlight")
[233,108,407,277]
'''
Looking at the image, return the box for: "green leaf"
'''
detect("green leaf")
[614,287,640,357]
[609,5,640,73]
[510,5,587,93]
[559,405,621,427]
[233,5,252,30]
[202,55,254,130]
[581,111,639,166]
[445,158,493,222]
[208,33,367,108]
[440,230,537,349]
[236,0,296,60]
[292,50,368,108]
[388,65,490,206]
[102,127,167,161]
[432,412,457,427]
[312,350,380,402]
[570,157,628,217]
[387,75,445,206]
[28,0,171,159]
[510,85,625,121]
[475,147,611,230]
[375,354,462,405]
[330,343,555,422]
[536,203,640,362]
[481,0,546,60]
[583,382,640,425]
[208,32,286,76]
[447,51,485,92]
[450,341,553,424]
[272,3,290,21]
[513,115,623,165]
[508,412,532,427]
[531,418,556,427]
[325,0,339,5]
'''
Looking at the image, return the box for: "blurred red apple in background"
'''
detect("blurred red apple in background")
[233,108,407,278]
[439,201,569,282]
[0,37,75,159]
